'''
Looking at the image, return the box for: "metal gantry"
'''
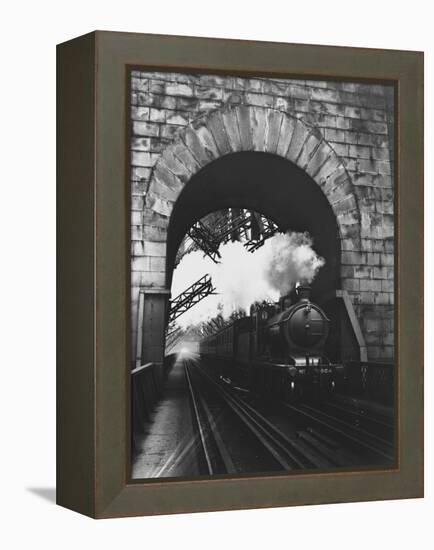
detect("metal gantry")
[175,209,279,267]
[168,209,280,332]
[169,274,216,325]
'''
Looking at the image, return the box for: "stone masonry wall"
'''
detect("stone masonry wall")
[130,70,395,361]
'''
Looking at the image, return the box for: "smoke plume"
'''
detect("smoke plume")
[171,231,324,330]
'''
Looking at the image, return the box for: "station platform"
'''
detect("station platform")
[131,356,200,479]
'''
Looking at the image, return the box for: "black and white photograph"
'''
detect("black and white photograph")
[130,69,396,480]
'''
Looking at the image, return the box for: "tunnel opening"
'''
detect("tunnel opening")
[167,152,341,301]
[165,152,342,358]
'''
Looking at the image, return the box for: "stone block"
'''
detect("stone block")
[245,92,274,108]
[142,207,169,228]
[366,252,380,266]
[195,85,223,100]
[224,91,243,106]
[287,84,311,100]
[311,88,339,103]
[142,225,168,242]
[131,195,145,211]
[312,152,341,183]
[131,77,148,92]
[262,79,289,96]
[142,240,167,257]
[349,144,372,159]
[198,75,227,87]
[192,118,220,159]
[151,167,183,200]
[131,210,142,225]
[286,120,309,161]
[131,256,151,272]
[132,121,159,137]
[131,137,151,152]
[341,238,359,251]
[276,115,296,157]
[131,240,145,257]
[131,179,149,195]
[177,97,200,111]
[342,278,360,291]
[141,271,166,287]
[305,140,331,178]
[341,265,355,278]
[159,96,177,110]
[160,125,180,140]
[344,106,361,119]
[360,279,382,292]
[131,151,154,168]
[264,110,283,154]
[342,251,367,265]
[149,80,165,94]
[325,128,346,142]
[249,107,267,152]
[374,292,390,305]
[208,111,231,155]
[296,133,321,170]
[150,257,166,272]
[149,108,166,123]
[165,83,194,97]
[336,117,351,130]
[198,100,221,112]
[222,109,242,152]
[339,222,360,240]
[182,127,213,166]
[372,266,388,279]
[359,94,386,109]
[235,106,253,150]
[343,131,359,145]
[358,291,375,304]
[131,107,150,121]
[370,109,387,122]
[380,253,394,267]
[134,92,159,108]
[332,143,349,157]
[166,112,188,126]
[384,239,394,253]
[158,149,191,184]
[171,142,201,175]
[145,192,174,218]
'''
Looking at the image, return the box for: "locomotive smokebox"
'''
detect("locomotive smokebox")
[296,284,311,301]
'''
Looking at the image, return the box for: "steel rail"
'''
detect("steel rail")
[285,403,394,462]
[192,363,328,470]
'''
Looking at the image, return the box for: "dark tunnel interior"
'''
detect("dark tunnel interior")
[166,151,341,304]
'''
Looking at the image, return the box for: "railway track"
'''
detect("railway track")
[284,402,395,463]
[184,359,366,475]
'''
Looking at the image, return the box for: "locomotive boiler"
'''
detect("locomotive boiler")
[199,285,342,401]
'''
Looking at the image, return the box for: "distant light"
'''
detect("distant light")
[180,347,188,354]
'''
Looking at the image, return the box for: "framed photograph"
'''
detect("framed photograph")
[57,31,423,518]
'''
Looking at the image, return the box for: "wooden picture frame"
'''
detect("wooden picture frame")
[57,31,423,518]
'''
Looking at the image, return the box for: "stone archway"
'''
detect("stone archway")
[133,105,361,366]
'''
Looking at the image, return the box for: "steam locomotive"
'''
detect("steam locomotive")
[199,285,344,401]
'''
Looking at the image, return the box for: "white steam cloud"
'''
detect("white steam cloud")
[171,231,324,330]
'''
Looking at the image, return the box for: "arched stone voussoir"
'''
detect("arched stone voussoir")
[145,190,175,218]
[151,157,185,196]
[181,125,217,168]
[151,143,195,190]
[169,140,202,177]
[207,110,232,156]
[249,106,268,152]
[294,131,322,172]
[145,103,361,245]
[221,107,243,153]
[264,109,284,154]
